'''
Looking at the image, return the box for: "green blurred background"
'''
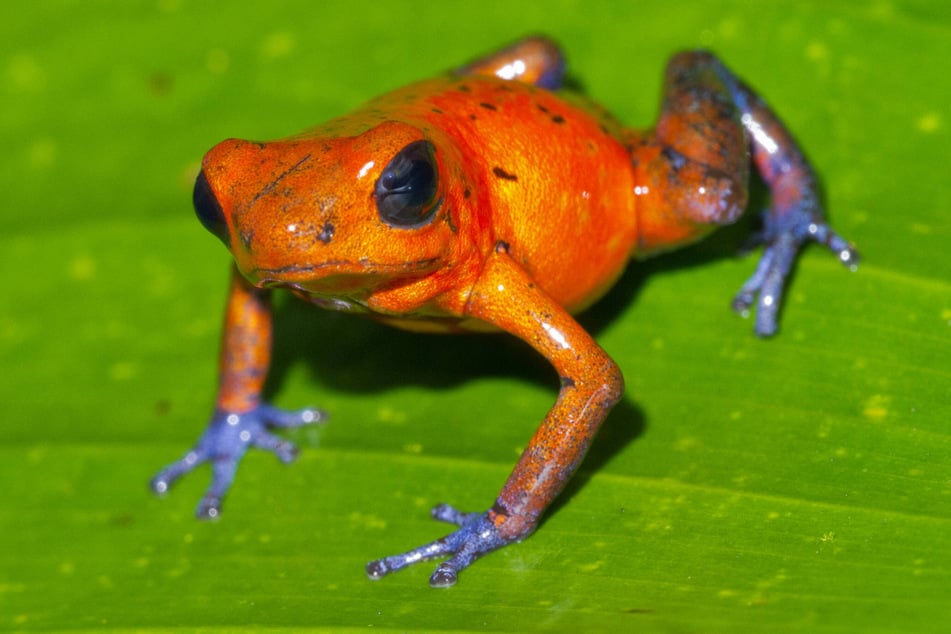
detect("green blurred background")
[2,1,949,632]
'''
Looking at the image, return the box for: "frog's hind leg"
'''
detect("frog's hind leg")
[456,36,565,90]
[636,51,857,336]
[633,51,752,255]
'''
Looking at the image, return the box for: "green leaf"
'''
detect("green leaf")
[2,1,948,632]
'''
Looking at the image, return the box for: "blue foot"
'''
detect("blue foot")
[150,404,326,519]
[732,211,858,337]
[366,503,520,588]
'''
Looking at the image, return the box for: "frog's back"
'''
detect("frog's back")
[371,76,640,311]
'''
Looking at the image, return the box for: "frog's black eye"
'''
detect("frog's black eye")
[193,169,229,245]
[374,140,440,228]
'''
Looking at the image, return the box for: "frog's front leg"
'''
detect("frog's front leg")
[637,51,858,336]
[150,265,326,518]
[367,244,623,587]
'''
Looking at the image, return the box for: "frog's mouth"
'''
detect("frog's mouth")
[252,273,375,313]
[298,294,369,313]
[247,256,439,293]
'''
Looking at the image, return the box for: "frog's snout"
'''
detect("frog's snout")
[193,169,229,246]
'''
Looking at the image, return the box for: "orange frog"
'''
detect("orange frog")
[152,37,857,587]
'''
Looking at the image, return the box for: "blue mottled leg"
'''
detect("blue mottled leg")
[367,504,511,588]
[707,53,858,335]
[652,51,858,336]
[151,266,326,518]
[151,405,326,518]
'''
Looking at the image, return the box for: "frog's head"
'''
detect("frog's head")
[194,121,464,302]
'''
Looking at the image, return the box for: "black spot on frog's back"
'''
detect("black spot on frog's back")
[318,222,334,244]
[492,166,518,181]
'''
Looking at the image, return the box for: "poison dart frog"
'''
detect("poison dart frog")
[152,36,858,587]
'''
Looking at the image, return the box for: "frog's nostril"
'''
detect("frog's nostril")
[193,169,229,245]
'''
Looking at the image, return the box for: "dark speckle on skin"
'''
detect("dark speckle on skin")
[318,222,334,244]
[469,113,478,121]
[463,188,471,199]
[479,102,497,111]
[457,84,471,93]
[662,146,688,171]
[431,107,444,114]
[492,166,518,181]
[240,228,254,250]
[537,104,549,114]
[551,114,565,124]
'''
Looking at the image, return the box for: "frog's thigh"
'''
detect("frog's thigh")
[456,36,565,90]
[647,51,753,227]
